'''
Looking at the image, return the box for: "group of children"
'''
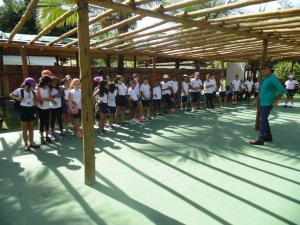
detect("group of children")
[10,69,298,150]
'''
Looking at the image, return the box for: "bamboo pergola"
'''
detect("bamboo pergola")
[2,0,300,184]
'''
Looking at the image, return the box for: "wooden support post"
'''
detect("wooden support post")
[221,61,225,76]
[77,0,95,185]
[175,59,180,69]
[195,61,200,71]
[145,60,148,69]
[255,39,268,130]
[76,52,79,68]
[0,48,4,96]
[133,55,137,69]
[106,55,111,76]
[152,57,156,82]
[20,47,29,80]
[118,55,124,75]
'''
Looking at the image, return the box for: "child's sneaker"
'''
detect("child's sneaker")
[60,132,69,139]
[41,137,46,145]
[76,131,83,138]
[51,134,58,141]
[46,137,54,143]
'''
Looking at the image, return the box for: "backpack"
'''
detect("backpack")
[13,89,35,111]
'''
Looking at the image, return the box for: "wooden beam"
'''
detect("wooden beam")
[0,48,4,96]
[255,39,268,131]
[180,0,275,17]
[28,10,76,45]
[77,0,95,185]
[20,47,29,79]
[92,0,300,48]
[8,0,39,43]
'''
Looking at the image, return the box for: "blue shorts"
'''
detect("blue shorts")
[152,99,161,108]
[190,92,200,103]
[19,106,37,122]
[142,100,150,107]
[219,92,227,97]
[108,106,116,114]
[131,100,138,109]
[181,96,188,103]
[116,95,127,107]
[286,89,295,97]
[98,103,108,113]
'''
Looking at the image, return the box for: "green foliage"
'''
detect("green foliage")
[273,61,300,80]
[0,0,38,34]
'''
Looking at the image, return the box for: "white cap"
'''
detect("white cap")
[194,72,200,76]
[288,74,294,79]
[163,74,169,79]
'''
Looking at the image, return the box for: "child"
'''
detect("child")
[190,72,202,112]
[94,80,108,135]
[115,75,127,125]
[284,74,298,108]
[10,77,40,151]
[161,74,172,113]
[50,76,66,140]
[140,77,152,120]
[132,74,144,120]
[181,74,189,111]
[231,74,241,105]
[107,82,117,129]
[171,75,179,112]
[128,80,139,123]
[203,74,214,109]
[218,75,227,107]
[61,75,73,130]
[36,75,53,144]
[210,74,217,105]
[244,76,254,103]
[152,78,162,116]
[68,78,83,137]
[254,79,259,98]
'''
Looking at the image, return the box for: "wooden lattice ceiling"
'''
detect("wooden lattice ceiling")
[1,0,300,62]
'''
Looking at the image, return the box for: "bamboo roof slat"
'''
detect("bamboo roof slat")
[8,0,39,44]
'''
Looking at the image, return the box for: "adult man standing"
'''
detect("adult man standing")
[249,62,285,145]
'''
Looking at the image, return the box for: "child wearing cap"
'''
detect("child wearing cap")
[140,77,152,120]
[61,75,73,131]
[218,75,227,107]
[10,77,40,151]
[231,74,241,105]
[181,74,189,111]
[161,74,172,113]
[190,72,202,112]
[68,78,83,137]
[36,75,54,144]
[254,79,259,98]
[284,74,298,108]
[152,78,162,116]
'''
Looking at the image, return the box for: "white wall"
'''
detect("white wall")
[226,62,246,84]
[3,56,55,66]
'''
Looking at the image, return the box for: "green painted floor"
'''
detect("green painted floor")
[1,100,300,225]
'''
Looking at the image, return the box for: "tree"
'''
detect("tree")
[0,0,38,34]
[273,61,300,80]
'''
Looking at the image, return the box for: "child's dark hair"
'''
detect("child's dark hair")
[98,80,107,97]
[38,75,52,87]
[51,76,60,90]
[114,75,123,84]
[108,82,116,93]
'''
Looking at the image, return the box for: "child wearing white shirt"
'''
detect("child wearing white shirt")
[115,75,127,125]
[108,82,117,129]
[140,77,152,120]
[244,76,254,103]
[218,75,227,107]
[181,74,189,111]
[128,80,139,122]
[231,74,241,105]
[284,74,298,108]
[161,74,172,113]
[93,80,108,135]
[204,74,215,109]
[152,79,162,116]
[189,72,202,112]
[171,75,179,112]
